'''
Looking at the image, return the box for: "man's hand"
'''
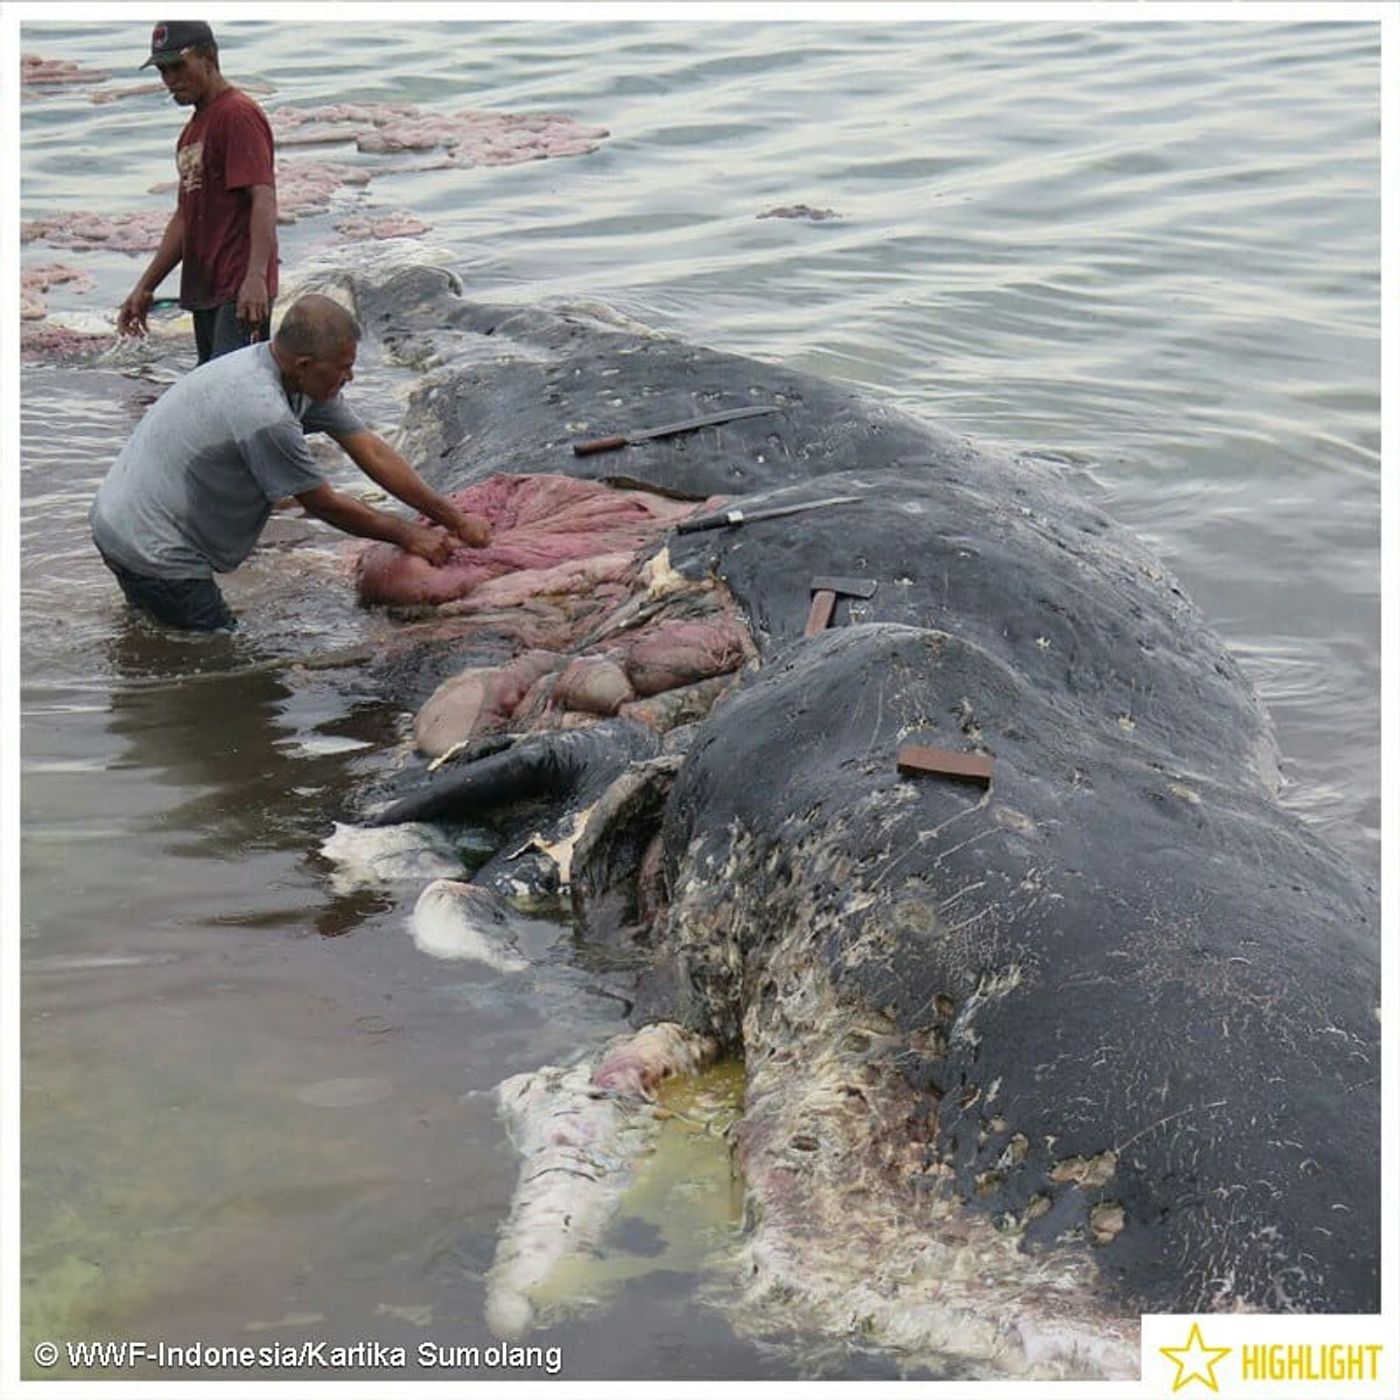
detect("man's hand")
[117,287,153,338]
[444,508,492,548]
[400,523,457,566]
[236,271,270,334]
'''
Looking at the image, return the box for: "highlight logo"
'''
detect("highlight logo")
[1238,1342,1384,1384]
[1159,1322,1231,1392]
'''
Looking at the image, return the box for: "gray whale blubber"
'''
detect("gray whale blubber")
[344,262,1378,1330]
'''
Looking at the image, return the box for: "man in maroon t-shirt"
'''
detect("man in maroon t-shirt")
[117,21,278,363]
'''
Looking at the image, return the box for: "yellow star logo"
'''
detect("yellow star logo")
[1159,1321,1233,1393]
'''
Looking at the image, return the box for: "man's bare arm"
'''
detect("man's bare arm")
[117,209,184,337]
[235,184,277,331]
[294,481,456,564]
[334,429,491,546]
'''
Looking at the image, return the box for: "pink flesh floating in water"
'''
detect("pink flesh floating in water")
[19,53,110,90]
[274,159,374,221]
[20,263,96,320]
[20,324,116,363]
[334,210,434,241]
[270,101,420,148]
[90,80,173,106]
[22,162,378,252]
[21,210,173,254]
[272,101,609,164]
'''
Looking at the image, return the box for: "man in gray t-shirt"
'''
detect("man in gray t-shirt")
[91,293,489,631]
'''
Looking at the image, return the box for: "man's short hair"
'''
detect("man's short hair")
[274,295,362,359]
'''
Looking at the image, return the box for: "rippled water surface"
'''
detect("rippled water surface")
[15,14,1382,1383]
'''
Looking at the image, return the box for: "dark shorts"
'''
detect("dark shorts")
[192,303,273,365]
[97,548,237,632]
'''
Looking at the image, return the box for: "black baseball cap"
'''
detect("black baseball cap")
[140,21,216,68]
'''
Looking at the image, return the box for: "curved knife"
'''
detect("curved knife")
[572,404,781,456]
[675,494,862,535]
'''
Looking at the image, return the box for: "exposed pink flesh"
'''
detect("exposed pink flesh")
[356,473,704,607]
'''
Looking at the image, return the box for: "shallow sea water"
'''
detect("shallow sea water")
[13,13,1382,1384]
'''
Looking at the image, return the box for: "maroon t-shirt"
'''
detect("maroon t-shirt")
[175,88,278,310]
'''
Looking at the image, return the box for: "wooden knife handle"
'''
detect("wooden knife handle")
[675,510,739,535]
[896,744,993,787]
[572,434,628,457]
[804,589,836,636]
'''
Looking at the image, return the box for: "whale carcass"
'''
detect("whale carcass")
[327,262,1378,1377]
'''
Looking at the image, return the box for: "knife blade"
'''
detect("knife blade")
[572,403,781,456]
[675,494,862,535]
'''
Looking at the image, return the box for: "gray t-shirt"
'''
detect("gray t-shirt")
[90,342,364,578]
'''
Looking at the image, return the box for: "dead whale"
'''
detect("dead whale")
[328,261,1378,1373]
